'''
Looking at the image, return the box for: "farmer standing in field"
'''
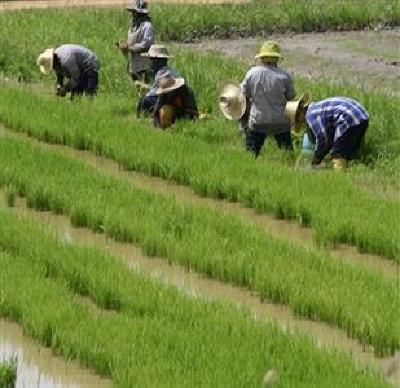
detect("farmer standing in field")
[136,44,180,117]
[116,0,154,83]
[36,44,100,99]
[285,95,369,170]
[152,73,199,129]
[239,41,296,157]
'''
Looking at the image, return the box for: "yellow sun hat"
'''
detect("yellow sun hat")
[254,41,281,59]
[36,48,54,74]
[285,93,311,133]
[219,83,246,120]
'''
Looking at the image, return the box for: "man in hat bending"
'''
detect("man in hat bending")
[240,41,295,157]
[285,95,369,170]
[37,44,100,98]
[136,44,180,117]
[153,73,198,129]
[117,0,154,82]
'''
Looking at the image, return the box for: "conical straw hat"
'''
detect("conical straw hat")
[219,83,246,120]
[36,48,54,75]
[285,93,311,132]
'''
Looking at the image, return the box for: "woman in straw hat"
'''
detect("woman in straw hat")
[36,44,100,99]
[153,73,198,129]
[116,0,154,83]
[136,44,180,117]
[240,40,296,157]
[285,95,369,171]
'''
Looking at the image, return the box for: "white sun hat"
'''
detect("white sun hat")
[36,48,55,74]
[219,83,246,120]
[141,44,174,58]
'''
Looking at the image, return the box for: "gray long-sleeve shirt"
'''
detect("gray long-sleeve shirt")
[127,19,155,75]
[54,44,99,90]
[241,64,295,134]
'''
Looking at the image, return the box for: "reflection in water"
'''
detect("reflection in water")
[0,320,112,388]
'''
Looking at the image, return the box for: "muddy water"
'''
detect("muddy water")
[0,191,395,380]
[1,125,397,280]
[0,319,112,388]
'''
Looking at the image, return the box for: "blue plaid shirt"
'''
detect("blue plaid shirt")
[306,97,369,159]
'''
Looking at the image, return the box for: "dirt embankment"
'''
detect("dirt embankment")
[185,28,400,95]
[0,0,247,11]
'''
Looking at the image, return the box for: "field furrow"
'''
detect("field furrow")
[0,209,391,386]
[0,86,398,261]
[0,134,398,356]
[0,189,396,377]
[2,124,398,280]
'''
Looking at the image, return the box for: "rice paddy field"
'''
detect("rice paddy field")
[0,0,399,386]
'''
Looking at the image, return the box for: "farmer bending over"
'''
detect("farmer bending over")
[240,41,295,157]
[37,44,100,99]
[153,74,198,129]
[136,44,180,117]
[285,95,369,170]
[116,0,154,83]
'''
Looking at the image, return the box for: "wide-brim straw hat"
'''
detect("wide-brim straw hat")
[125,0,149,13]
[254,40,281,59]
[219,83,246,120]
[141,44,173,58]
[285,93,311,132]
[36,48,54,75]
[156,74,185,95]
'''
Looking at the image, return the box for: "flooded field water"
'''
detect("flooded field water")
[0,320,112,387]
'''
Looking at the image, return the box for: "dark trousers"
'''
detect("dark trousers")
[73,70,99,97]
[137,95,158,118]
[331,120,369,160]
[245,130,293,157]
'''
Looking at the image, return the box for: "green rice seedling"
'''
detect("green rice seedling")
[0,357,17,388]
[0,137,398,355]
[0,212,390,387]
[4,185,17,207]
[0,87,398,261]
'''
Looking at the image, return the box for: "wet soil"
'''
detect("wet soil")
[184,28,400,95]
[1,125,398,279]
[0,319,112,388]
[0,191,394,379]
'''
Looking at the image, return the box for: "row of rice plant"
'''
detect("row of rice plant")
[0,0,398,81]
[0,358,17,388]
[0,135,398,355]
[0,86,398,261]
[0,208,389,387]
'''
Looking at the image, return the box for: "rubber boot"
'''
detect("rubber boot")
[159,105,175,129]
[332,157,347,171]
